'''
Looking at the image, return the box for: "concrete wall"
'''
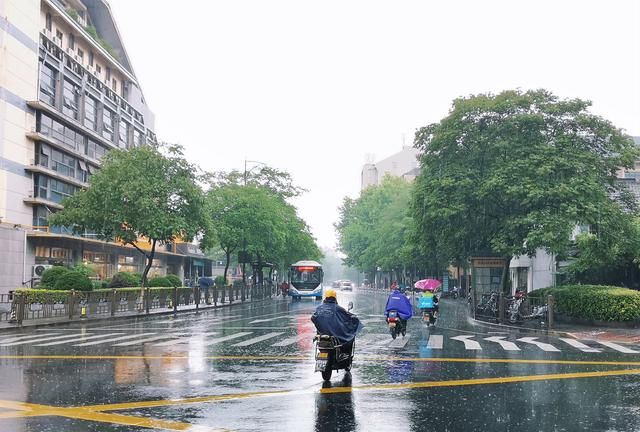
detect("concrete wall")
[0,225,28,290]
[510,248,555,293]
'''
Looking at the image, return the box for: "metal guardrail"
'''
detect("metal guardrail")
[472,291,554,328]
[3,282,276,325]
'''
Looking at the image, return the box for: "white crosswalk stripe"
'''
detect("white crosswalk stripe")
[34,333,125,347]
[598,341,640,354]
[112,334,188,347]
[516,337,561,352]
[484,336,520,351]
[388,335,410,349]
[451,335,482,350]
[74,333,157,347]
[0,333,61,344]
[152,332,219,346]
[232,332,284,347]
[426,335,443,349]
[1,333,94,347]
[271,336,302,347]
[559,338,601,353]
[204,332,254,346]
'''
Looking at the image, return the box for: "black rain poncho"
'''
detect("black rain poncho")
[311,298,363,344]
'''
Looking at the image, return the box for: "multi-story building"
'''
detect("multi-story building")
[360,146,420,190]
[0,0,210,292]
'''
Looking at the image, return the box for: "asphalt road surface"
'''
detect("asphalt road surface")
[0,289,638,431]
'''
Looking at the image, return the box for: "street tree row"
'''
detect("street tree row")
[337,89,640,288]
[51,145,320,288]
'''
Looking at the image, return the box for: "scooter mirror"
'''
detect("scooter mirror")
[348,301,354,311]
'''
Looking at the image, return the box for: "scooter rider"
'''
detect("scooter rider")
[311,289,362,354]
[384,282,413,334]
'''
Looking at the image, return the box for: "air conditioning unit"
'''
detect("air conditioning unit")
[32,264,52,278]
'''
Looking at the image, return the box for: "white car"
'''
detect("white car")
[340,280,353,291]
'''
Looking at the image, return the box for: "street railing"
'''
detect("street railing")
[3,281,276,325]
[472,291,554,328]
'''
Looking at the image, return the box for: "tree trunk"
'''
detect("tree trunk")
[223,249,231,284]
[500,257,511,295]
[130,239,156,296]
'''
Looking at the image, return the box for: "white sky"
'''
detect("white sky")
[108,0,640,249]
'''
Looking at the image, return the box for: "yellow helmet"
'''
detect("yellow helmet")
[324,288,337,299]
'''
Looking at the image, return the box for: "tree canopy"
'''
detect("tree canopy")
[50,144,206,286]
[410,89,640,270]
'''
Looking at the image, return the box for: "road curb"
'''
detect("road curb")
[467,313,575,338]
[0,297,278,332]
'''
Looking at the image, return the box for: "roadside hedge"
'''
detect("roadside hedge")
[53,271,92,291]
[13,287,193,305]
[535,285,640,322]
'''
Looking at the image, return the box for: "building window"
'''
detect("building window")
[77,160,88,182]
[77,48,84,62]
[34,174,48,200]
[45,13,52,31]
[68,34,75,50]
[106,67,111,81]
[118,120,129,148]
[56,29,63,44]
[50,148,76,179]
[84,96,97,131]
[102,109,114,141]
[96,64,101,74]
[121,82,128,99]
[133,129,143,147]
[37,143,50,168]
[86,139,106,160]
[39,63,57,106]
[49,178,78,203]
[112,78,117,93]
[89,51,94,67]
[33,207,50,230]
[62,79,79,119]
[38,113,82,151]
[83,251,107,263]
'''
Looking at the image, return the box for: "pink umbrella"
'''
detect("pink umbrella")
[414,279,442,292]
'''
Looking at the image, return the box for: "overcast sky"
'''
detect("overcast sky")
[108,0,640,249]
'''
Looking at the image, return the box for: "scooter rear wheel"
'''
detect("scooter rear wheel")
[321,369,332,381]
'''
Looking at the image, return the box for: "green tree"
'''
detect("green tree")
[50,145,206,288]
[411,89,640,290]
[336,176,413,281]
[206,165,306,200]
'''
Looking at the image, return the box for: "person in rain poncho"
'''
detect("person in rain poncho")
[311,289,362,350]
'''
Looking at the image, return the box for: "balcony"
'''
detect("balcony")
[23,196,64,210]
[24,163,88,189]
[26,131,103,169]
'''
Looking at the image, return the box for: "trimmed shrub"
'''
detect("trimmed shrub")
[165,274,182,287]
[214,275,226,286]
[534,284,640,322]
[108,272,140,288]
[53,271,93,291]
[39,266,69,288]
[148,276,171,287]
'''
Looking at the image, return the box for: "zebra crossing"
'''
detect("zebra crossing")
[0,330,638,354]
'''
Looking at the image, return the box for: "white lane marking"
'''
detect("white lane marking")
[35,333,125,347]
[484,336,520,351]
[232,332,284,347]
[516,337,561,352]
[74,333,157,347]
[388,335,410,349]
[271,336,302,347]
[559,338,602,353]
[0,333,61,344]
[250,317,290,324]
[360,318,381,324]
[451,335,482,350]
[426,335,444,349]
[1,333,94,347]
[204,332,254,346]
[152,332,220,346]
[598,341,640,354]
[112,334,188,346]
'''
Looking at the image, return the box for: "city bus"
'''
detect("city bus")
[288,260,323,301]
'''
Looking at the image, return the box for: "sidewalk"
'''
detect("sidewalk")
[0,297,277,331]
[464,299,640,345]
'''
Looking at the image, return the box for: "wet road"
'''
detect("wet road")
[0,290,639,431]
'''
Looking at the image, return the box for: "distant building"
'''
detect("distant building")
[0,0,210,292]
[361,146,420,190]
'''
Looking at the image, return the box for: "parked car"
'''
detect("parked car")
[340,280,353,291]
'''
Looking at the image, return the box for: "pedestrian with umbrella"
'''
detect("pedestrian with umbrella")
[415,279,441,326]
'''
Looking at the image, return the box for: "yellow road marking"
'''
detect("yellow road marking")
[0,368,637,429]
[73,368,640,411]
[0,354,640,367]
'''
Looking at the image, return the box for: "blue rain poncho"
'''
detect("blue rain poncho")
[311,298,363,344]
[385,289,413,320]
